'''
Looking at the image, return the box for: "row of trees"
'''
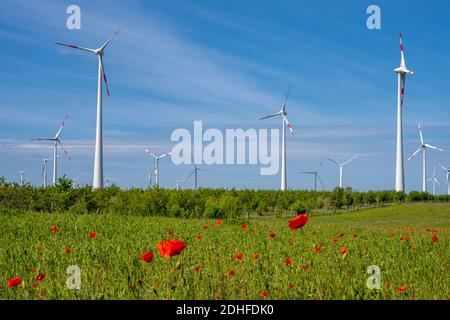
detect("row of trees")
[0,176,448,218]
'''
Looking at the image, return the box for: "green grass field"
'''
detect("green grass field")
[0,202,449,300]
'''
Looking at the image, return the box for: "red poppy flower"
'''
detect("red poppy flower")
[196,235,202,240]
[285,258,293,266]
[50,226,59,233]
[252,253,260,260]
[385,281,392,288]
[193,265,203,272]
[65,247,71,254]
[168,230,173,235]
[89,232,97,239]
[32,281,39,288]
[242,224,247,230]
[351,234,358,240]
[432,236,438,243]
[302,263,311,270]
[288,214,308,231]
[338,233,344,238]
[202,225,208,229]
[35,273,46,281]
[157,239,187,258]
[315,246,323,254]
[269,231,276,239]
[259,290,268,298]
[236,253,244,260]
[227,270,234,277]
[396,286,406,293]
[7,277,22,288]
[410,247,417,253]
[340,247,347,255]
[399,236,409,241]
[140,250,154,263]
[332,238,339,243]
[216,219,222,226]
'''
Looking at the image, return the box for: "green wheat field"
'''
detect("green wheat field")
[1,202,449,300]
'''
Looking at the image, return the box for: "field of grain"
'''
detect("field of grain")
[0,202,448,300]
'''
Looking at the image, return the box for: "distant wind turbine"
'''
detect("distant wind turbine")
[260,86,295,191]
[144,148,172,187]
[185,164,208,189]
[33,151,59,188]
[105,176,119,188]
[321,156,357,188]
[56,29,121,189]
[438,164,450,195]
[395,33,415,192]
[300,171,325,192]
[427,167,440,196]
[407,124,443,192]
[31,116,71,185]
[17,169,28,186]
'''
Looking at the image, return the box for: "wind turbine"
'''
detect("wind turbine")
[105,176,119,188]
[17,169,28,186]
[185,164,208,189]
[407,124,443,192]
[427,167,440,196]
[144,148,172,187]
[300,171,325,192]
[394,33,415,192]
[56,29,121,189]
[438,164,450,195]
[31,116,71,185]
[321,156,357,188]
[259,86,295,191]
[33,151,59,187]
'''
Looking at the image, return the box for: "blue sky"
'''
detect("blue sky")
[0,0,449,191]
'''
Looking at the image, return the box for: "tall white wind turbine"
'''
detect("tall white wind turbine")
[427,166,440,196]
[321,156,357,188]
[438,164,450,195]
[408,124,443,192]
[260,86,295,191]
[395,33,415,192]
[56,29,121,189]
[144,148,172,187]
[31,116,71,185]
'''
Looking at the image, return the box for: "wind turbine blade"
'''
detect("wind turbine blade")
[399,32,406,68]
[282,114,295,135]
[41,165,45,177]
[408,146,422,161]
[100,28,121,51]
[341,156,358,166]
[425,144,444,152]
[54,115,69,139]
[435,178,440,186]
[144,148,157,158]
[322,157,339,166]
[418,124,424,145]
[30,138,54,141]
[281,85,291,112]
[317,174,325,187]
[438,164,449,172]
[55,42,96,53]
[57,140,72,160]
[159,152,172,159]
[185,169,195,182]
[99,56,111,97]
[259,112,281,120]
[300,172,315,175]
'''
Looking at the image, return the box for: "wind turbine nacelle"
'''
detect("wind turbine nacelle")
[394,67,414,74]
